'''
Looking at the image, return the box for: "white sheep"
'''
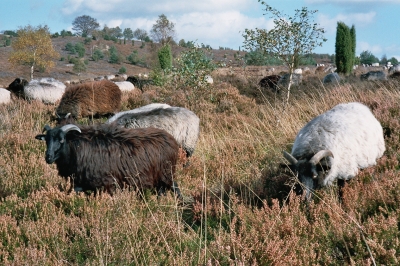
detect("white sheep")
[283,102,385,199]
[105,103,171,124]
[114,81,135,92]
[107,104,200,158]
[0,88,11,104]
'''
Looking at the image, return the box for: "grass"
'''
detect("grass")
[1,73,400,265]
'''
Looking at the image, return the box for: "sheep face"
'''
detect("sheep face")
[35,124,81,164]
[283,150,333,200]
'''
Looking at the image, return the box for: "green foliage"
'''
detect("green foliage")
[360,50,379,65]
[3,30,18,37]
[108,45,122,64]
[74,42,86,58]
[126,50,145,66]
[70,57,86,73]
[118,66,126,74]
[65,42,76,54]
[158,44,173,70]
[245,50,282,66]
[123,28,134,44]
[83,37,92,44]
[169,44,216,106]
[335,22,353,75]
[92,49,104,61]
[388,57,399,65]
[60,29,73,37]
[350,25,356,68]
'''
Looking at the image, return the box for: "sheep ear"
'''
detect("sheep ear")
[42,124,52,133]
[35,134,46,141]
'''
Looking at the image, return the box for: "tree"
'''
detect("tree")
[359,50,379,65]
[150,14,176,44]
[243,2,326,104]
[72,15,100,37]
[158,44,173,71]
[350,25,356,68]
[8,25,59,80]
[335,22,353,75]
[123,28,133,44]
[133,28,149,42]
[388,57,399,65]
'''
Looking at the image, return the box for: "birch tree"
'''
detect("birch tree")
[8,25,59,80]
[243,2,326,104]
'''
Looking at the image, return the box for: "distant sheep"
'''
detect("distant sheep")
[283,102,385,200]
[114,81,135,92]
[389,64,400,74]
[108,106,200,158]
[106,103,171,124]
[323,73,340,84]
[126,76,154,91]
[56,80,121,119]
[278,73,302,87]
[0,88,11,104]
[360,71,387,81]
[7,77,66,104]
[258,75,281,93]
[35,124,181,197]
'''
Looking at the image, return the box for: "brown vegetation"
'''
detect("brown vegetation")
[0,36,400,265]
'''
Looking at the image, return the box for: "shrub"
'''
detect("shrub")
[118,66,126,74]
[158,44,173,71]
[74,42,86,58]
[92,49,104,61]
[65,42,75,54]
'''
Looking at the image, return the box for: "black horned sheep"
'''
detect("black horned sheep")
[283,102,385,200]
[35,123,181,197]
[360,71,387,81]
[126,76,154,91]
[106,105,200,158]
[56,80,121,119]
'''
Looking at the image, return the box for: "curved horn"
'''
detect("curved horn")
[65,113,71,118]
[283,151,298,165]
[309,150,334,165]
[60,124,81,134]
[42,124,52,133]
[56,113,60,118]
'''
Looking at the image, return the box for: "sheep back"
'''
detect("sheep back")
[56,80,121,118]
[112,107,200,157]
[105,103,171,124]
[55,124,179,194]
[291,102,385,186]
[0,88,11,104]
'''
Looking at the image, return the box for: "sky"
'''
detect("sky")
[1,0,400,60]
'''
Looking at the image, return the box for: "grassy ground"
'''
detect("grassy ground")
[0,73,400,265]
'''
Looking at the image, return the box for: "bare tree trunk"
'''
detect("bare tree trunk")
[30,65,34,80]
[285,73,293,106]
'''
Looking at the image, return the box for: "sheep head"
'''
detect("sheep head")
[35,124,81,164]
[283,150,333,200]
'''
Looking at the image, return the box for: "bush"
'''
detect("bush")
[65,43,76,54]
[74,42,86,58]
[118,66,127,74]
[158,44,173,71]
[108,46,122,64]
[92,49,104,61]
[127,50,145,66]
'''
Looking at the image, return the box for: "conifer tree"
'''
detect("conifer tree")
[335,22,352,75]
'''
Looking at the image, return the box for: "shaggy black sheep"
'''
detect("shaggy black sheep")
[35,123,181,197]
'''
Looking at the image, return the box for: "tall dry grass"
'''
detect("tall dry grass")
[1,75,400,265]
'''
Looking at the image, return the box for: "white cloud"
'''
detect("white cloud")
[306,0,400,3]
[358,41,382,56]
[317,12,376,35]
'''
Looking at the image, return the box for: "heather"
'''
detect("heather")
[0,74,400,265]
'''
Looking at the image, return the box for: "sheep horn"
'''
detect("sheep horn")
[65,113,71,118]
[309,150,334,165]
[60,124,81,134]
[42,124,52,133]
[283,151,298,165]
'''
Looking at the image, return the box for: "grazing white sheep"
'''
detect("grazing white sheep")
[283,102,385,200]
[0,88,11,104]
[105,103,171,124]
[114,81,135,92]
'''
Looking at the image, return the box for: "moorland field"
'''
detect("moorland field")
[0,36,400,265]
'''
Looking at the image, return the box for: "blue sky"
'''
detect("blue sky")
[1,0,399,60]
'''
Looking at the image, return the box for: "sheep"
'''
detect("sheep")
[323,73,340,84]
[278,73,302,87]
[7,77,66,104]
[56,80,121,119]
[258,75,281,93]
[205,75,214,84]
[293,68,302,75]
[126,76,154,91]
[107,106,200,158]
[105,103,171,124]
[360,71,387,81]
[0,88,11,104]
[35,123,181,197]
[114,81,135,92]
[283,102,385,200]
[389,64,400,74]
